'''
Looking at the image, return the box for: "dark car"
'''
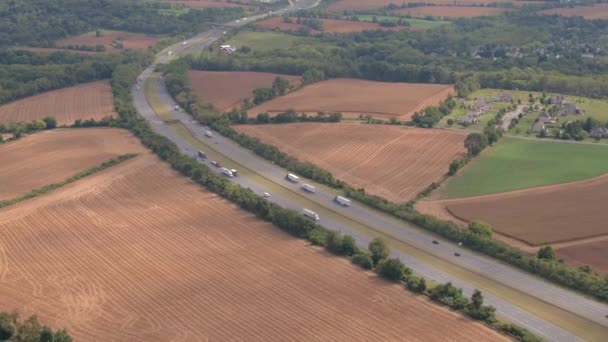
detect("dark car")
[454,253,461,257]
[432,240,439,245]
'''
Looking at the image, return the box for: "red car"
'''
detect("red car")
[211,160,221,167]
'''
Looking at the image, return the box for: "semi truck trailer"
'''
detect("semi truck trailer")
[286,173,299,183]
[334,195,351,207]
[302,184,316,193]
[302,208,320,222]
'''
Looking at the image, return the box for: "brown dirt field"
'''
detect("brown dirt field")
[539,4,608,20]
[188,70,302,112]
[247,78,455,120]
[57,31,158,53]
[393,6,512,18]
[0,128,146,201]
[557,239,608,275]
[14,47,101,55]
[0,151,508,342]
[327,0,543,12]
[0,80,116,125]
[236,123,467,202]
[160,0,255,9]
[426,173,608,246]
[256,16,412,33]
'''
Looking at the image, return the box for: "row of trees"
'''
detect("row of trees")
[0,312,71,342]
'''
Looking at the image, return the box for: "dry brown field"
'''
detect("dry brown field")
[57,31,158,53]
[188,70,302,112]
[0,128,145,200]
[256,16,412,33]
[393,6,512,18]
[327,0,543,12]
[557,239,608,275]
[14,47,101,55]
[0,148,507,341]
[539,4,608,20]
[236,123,467,202]
[247,78,454,120]
[0,80,115,125]
[160,0,255,9]
[421,174,608,246]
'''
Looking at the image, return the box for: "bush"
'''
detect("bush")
[376,258,409,282]
[429,282,470,310]
[369,237,389,266]
[352,251,373,270]
[405,276,427,293]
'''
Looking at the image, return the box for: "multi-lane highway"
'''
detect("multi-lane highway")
[132,3,608,341]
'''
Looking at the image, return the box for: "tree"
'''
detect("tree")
[369,237,389,266]
[468,221,492,239]
[42,116,57,129]
[466,290,496,322]
[464,133,488,156]
[341,234,357,256]
[537,246,556,261]
[406,276,426,293]
[272,77,291,96]
[376,258,408,282]
[0,312,14,340]
[352,251,373,270]
[253,88,275,105]
[325,230,344,255]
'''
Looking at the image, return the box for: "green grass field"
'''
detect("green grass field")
[226,31,309,51]
[446,137,608,198]
[353,15,450,29]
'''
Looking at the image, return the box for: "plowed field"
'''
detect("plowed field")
[0,128,146,200]
[328,0,543,12]
[428,174,608,245]
[58,31,158,53]
[0,152,507,342]
[0,80,115,125]
[539,4,608,19]
[557,239,608,275]
[393,6,512,18]
[188,70,302,112]
[247,78,454,120]
[236,123,467,202]
[256,16,411,33]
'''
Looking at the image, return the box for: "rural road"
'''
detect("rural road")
[131,4,608,342]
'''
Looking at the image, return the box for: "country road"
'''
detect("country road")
[131,4,608,341]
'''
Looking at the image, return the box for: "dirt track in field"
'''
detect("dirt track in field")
[188,70,302,112]
[0,128,146,200]
[256,17,412,33]
[247,78,454,121]
[57,32,158,53]
[327,0,543,12]
[0,150,507,341]
[393,6,512,18]
[539,4,608,19]
[236,122,467,202]
[0,80,116,125]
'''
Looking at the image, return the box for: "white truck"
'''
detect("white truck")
[220,167,234,177]
[286,173,299,183]
[302,208,320,222]
[302,184,316,193]
[230,169,238,177]
[204,130,213,138]
[334,195,351,207]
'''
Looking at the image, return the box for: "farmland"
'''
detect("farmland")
[0,128,146,200]
[352,15,450,29]
[247,78,455,120]
[327,0,543,12]
[236,123,467,202]
[0,150,507,341]
[188,70,302,112]
[226,31,310,51]
[256,16,412,33]
[557,239,608,275]
[57,31,159,53]
[0,80,116,125]
[539,4,608,20]
[393,6,512,18]
[445,138,608,198]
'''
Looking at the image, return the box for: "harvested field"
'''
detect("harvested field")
[393,6,512,18]
[557,239,608,275]
[236,123,467,202]
[256,16,411,33]
[57,31,158,53]
[0,152,507,342]
[14,47,100,55]
[539,4,608,20]
[429,174,608,245]
[247,78,454,120]
[188,70,302,112]
[0,128,145,200]
[327,0,543,12]
[0,80,115,125]
[160,0,254,9]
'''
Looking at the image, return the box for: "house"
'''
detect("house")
[495,92,513,102]
[532,112,555,133]
[550,95,564,105]
[558,103,581,116]
[471,98,490,112]
[590,127,608,139]
[458,112,480,125]
[532,120,546,133]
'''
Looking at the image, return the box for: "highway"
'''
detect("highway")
[132,3,608,341]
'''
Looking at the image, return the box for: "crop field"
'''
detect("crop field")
[327,0,543,12]
[188,70,302,112]
[0,150,507,341]
[226,31,310,52]
[557,239,608,275]
[437,174,608,245]
[445,138,608,198]
[247,78,455,121]
[256,16,412,33]
[0,128,145,200]
[160,0,254,9]
[236,123,467,202]
[0,80,116,125]
[539,4,608,20]
[57,31,158,53]
[393,6,512,18]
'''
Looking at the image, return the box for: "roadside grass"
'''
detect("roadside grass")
[144,74,174,121]
[226,31,310,51]
[446,137,608,198]
[353,15,450,29]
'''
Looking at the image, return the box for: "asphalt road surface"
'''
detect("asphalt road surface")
[132,3,608,341]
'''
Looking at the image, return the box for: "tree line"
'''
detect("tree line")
[0,311,71,342]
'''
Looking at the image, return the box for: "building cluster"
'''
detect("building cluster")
[458,98,491,125]
[532,97,584,133]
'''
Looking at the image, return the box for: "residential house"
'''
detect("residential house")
[558,103,581,116]
[495,92,513,102]
[550,95,564,105]
[532,112,555,133]
[471,98,490,112]
[590,127,608,139]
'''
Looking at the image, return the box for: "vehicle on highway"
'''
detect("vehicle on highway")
[263,192,270,198]
[204,130,213,138]
[211,160,220,167]
[302,208,320,222]
[236,19,240,23]
[182,41,188,45]
[302,184,316,193]
[286,173,299,183]
[197,151,207,159]
[432,240,439,245]
[174,105,180,111]
[334,195,351,207]
[230,169,238,177]
[168,50,173,56]
[220,167,234,177]
[454,253,461,257]
[223,31,227,35]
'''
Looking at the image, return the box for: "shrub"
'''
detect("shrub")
[376,258,409,282]
[352,251,374,270]
[369,237,389,266]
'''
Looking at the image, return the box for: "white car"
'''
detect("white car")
[236,20,240,23]
[263,192,270,198]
